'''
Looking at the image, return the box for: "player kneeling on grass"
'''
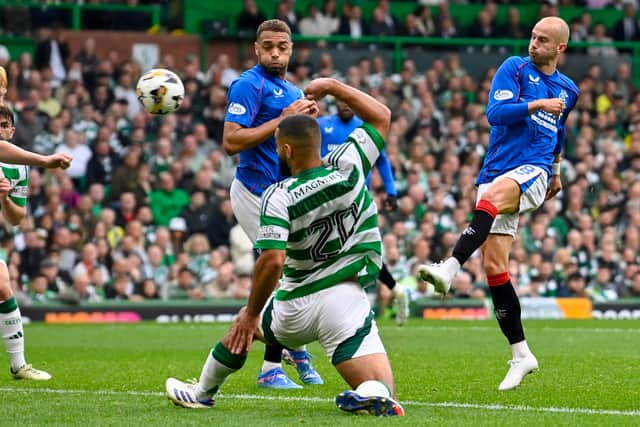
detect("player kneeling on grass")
[166,78,404,416]
[0,98,72,380]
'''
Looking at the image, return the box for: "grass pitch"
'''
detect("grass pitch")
[2,319,639,426]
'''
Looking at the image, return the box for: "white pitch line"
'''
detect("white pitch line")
[406,326,640,334]
[1,387,638,417]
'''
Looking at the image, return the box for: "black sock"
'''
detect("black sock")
[452,200,497,265]
[488,275,525,345]
[378,263,396,290]
[263,344,282,363]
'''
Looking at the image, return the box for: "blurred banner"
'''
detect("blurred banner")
[21,298,640,323]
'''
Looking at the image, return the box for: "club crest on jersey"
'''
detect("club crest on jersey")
[493,89,514,101]
[273,88,284,98]
[227,102,246,115]
[559,90,568,102]
[351,128,367,144]
[528,74,540,84]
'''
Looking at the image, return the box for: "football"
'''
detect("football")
[136,68,184,115]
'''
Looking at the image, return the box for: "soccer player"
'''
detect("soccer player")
[419,17,579,390]
[0,104,72,380]
[222,19,322,389]
[166,77,404,416]
[318,101,410,325]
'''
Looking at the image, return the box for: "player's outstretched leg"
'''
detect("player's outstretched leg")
[0,296,51,381]
[488,273,538,390]
[420,199,498,294]
[167,342,246,408]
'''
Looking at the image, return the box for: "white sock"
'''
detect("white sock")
[512,340,532,360]
[194,346,243,401]
[260,361,281,374]
[356,380,391,398]
[0,299,26,372]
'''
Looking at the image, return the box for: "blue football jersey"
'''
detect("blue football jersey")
[318,114,364,157]
[225,64,304,196]
[479,56,579,185]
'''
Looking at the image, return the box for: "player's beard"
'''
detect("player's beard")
[279,153,291,177]
[263,62,287,78]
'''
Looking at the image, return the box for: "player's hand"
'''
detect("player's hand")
[383,195,398,212]
[537,98,565,118]
[303,78,336,101]
[0,170,9,200]
[545,175,562,200]
[225,307,259,355]
[43,153,72,169]
[281,99,317,118]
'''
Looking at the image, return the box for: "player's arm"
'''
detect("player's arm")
[304,78,391,138]
[222,77,317,155]
[0,171,27,226]
[246,249,285,319]
[375,150,398,211]
[0,140,71,169]
[486,58,565,126]
[223,100,314,155]
[226,186,290,354]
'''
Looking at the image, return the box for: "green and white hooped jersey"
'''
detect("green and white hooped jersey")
[255,123,384,301]
[0,162,29,207]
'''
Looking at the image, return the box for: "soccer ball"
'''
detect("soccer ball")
[136,69,184,115]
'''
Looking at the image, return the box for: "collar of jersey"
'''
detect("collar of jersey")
[292,165,326,180]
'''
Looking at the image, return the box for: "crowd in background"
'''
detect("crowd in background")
[0,0,637,309]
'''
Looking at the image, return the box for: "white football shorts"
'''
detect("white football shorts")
[230,178,261,244]
[260,282,386,365]
[477,164,548,237]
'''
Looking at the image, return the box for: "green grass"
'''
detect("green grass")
[2,319,639,426]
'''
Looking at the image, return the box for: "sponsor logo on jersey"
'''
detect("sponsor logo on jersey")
[323,126,334,134]
[273,88,284,98]
[12,187,28,198]
[227,102,246,115]
[493,89,514,101]
[528,74,540,84]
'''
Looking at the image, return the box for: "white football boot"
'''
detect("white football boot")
[498,353,539,391]
[11,364,51,381]
[418,258,459,295]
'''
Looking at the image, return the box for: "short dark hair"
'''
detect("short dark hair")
[257,19,292,40]
[278,115,320,144]
[0,105,14,126]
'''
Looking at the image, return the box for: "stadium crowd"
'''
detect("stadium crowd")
[0,1,638,310]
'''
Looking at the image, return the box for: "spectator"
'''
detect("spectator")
[587,23,617,57]
[149,172,190,227]
[33,115,64,155]
[34,27,69,87]
[13,104,42,152]
[55,130,92,187]
[299,4,332,36]
[236,0,267,36]
[338,5,368,38]
[85,139,120,188]
[110,147,142,203]
[612,2,640,43]
[164,267,203,300]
